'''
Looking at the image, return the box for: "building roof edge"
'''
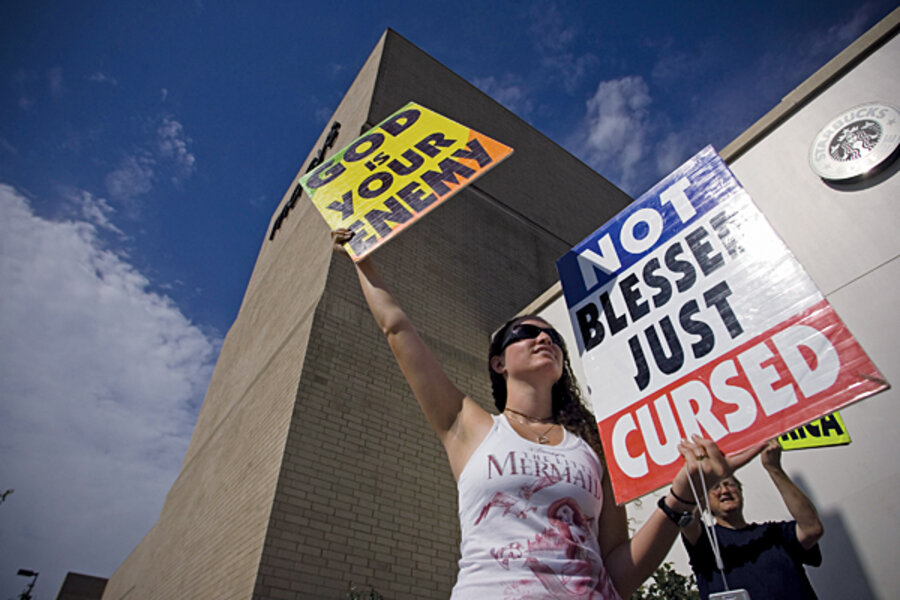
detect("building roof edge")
[720,7,900,163]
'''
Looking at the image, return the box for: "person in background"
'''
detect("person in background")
[682,439,824,599]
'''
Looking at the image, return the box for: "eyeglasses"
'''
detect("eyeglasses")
[712,479,741,492]
[499,323,565,352]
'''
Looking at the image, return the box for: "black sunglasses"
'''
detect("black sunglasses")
[499,323,566,351]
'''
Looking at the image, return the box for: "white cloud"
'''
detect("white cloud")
[528,1,597,92]
[11,66,75,109]
[88,72,118,86]
[573,75,653,194]
[824,4,873,47]
[650,44,696,87]
[654,132,690,177]
[105,153,156,203]
[157,117,197,182]
[531,5,575,52]
[473,75,534,117]
[67,189,124,235]
[314,105,332,123]
[0,136,18,155]
[671,3,883,164]
[0,183,220,596]
[329,62,345,78]
[542,52,599,93]
[104,116,197,203]
[797,4,878,78]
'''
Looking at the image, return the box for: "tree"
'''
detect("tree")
[630,562,700,600]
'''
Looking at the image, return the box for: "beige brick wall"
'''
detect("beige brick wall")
[250,31,631,599]
[103,29,631,600]
[252,199,565,599]
[101,24,385,600]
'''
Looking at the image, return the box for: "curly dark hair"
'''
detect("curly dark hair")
[489,315,604,460]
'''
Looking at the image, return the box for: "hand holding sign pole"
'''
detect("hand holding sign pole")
[299,102,513,261]
[557,146,889,504]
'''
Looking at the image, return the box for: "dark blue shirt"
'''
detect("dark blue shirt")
[683,521,821,600]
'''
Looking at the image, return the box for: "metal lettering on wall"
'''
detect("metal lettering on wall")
[269,121,342,241]
[809,102,900,182]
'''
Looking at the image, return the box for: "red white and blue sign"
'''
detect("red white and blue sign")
[557,146,888,504]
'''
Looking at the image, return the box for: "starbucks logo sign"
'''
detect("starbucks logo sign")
[809,102,900,182]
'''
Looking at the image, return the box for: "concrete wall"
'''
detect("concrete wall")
[722,29,900,600]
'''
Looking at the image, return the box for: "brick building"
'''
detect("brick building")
[100,29,632,600]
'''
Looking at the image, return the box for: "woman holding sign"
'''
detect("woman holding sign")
[332,228,750,599]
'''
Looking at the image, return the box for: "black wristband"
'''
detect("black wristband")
[657,496,694,528]
[670,487,696,506]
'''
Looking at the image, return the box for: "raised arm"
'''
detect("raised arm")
[602,436,770,596]
[760,439,824,549]
[681,439,768,545]
[332,229,492,478]
[601,436,730,598]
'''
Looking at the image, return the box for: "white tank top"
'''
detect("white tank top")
[451,414,621,599]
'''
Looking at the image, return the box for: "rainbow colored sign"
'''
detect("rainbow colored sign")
[299,102,513,261]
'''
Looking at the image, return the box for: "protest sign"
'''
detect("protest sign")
[298,102,513,261]
[556,146,888,504]
[779,411,851,450]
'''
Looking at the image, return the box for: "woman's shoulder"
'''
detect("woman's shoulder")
[444,397,497,480]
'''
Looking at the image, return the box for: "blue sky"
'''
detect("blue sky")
[1,1,896,597]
